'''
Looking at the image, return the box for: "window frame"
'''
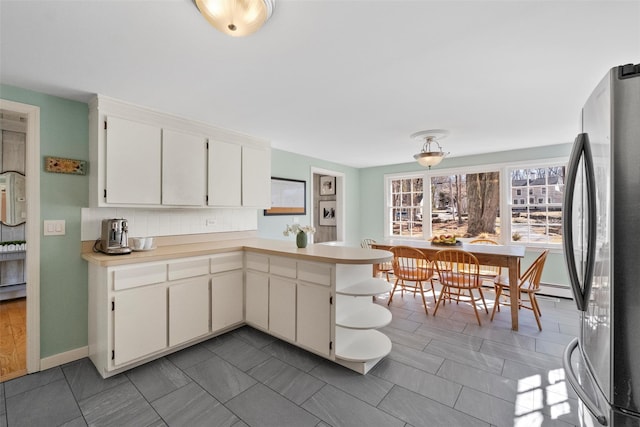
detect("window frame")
[383,171,426,240]
[383,157,567,249]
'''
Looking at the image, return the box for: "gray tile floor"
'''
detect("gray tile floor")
[0,285,581,427]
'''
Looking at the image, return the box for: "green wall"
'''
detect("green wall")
[358,144,574,287]
[258,149,361,245]
[1,84,89,358]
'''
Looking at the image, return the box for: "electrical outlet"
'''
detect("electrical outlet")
[206,218,217,226]
[292,217,299,224]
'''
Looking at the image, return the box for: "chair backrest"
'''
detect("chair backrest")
[519,250,549,291]
[390,246,433,281]
[469,239,499,245]
[434,249,480,289]
[469,239,501,276]
[361,238,375,249]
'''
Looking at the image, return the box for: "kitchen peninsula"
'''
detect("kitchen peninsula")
[82,236,393,377]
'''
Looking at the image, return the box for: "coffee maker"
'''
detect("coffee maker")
[96,218,132,255]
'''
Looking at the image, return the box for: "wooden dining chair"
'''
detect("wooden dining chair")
[491,250,549,330]
[433,249,488,326]
[467,238,502,281]
[387,246,436,315]
[361,238,393,282]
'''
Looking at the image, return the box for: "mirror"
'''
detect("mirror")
[0,171,26,226]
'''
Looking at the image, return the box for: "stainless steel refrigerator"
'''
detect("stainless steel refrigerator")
[563,63,640,426]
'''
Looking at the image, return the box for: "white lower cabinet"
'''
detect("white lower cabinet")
[89,250,388,378]
[268,276,296,342]
[297,281,332,358]
[113,285,167,366]
[211,270,244,331]
[169,277,210,347]
[245,270,269,330]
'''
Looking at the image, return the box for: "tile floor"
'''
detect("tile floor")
[0,285,581,427]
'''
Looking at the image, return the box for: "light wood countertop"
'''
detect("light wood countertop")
[82,237,392,267]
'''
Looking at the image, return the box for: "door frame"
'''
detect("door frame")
[311,167,345,243]
[0,99,41,374]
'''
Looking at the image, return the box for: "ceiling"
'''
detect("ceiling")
[1,1,638,168]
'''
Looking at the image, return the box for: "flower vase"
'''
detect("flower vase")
[296,231,308,248]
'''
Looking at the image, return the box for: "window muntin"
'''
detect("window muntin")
[388,176,423,238]
[509,166,565,244]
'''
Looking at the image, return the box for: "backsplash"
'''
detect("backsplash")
[80,207,258,241]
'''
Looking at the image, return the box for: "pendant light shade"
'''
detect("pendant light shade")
[411,130,450,169]
[195,0,274,37]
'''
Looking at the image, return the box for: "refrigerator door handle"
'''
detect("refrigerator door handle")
[563,133,597,311]
[563,338,608,426]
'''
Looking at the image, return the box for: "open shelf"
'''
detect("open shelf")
[335,327,392,362]
[336,277,393,296]
[336,295,392,329]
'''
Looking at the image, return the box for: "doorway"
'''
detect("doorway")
[311,167,345,244]
[0,100,40,381]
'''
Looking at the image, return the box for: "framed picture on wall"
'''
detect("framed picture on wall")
[319,200,337,226]
[319,175,336,196]
[264,177,306,215]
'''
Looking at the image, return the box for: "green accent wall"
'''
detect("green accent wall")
[1,84,89,357]
[259,149,361,245]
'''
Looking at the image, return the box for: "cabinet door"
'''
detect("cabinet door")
[269,276,296,341]
[113,286,167,365]
[211,270,244,331]
[169,277,210,347]
[297,282,331,357]
[105,116,161,205]
[208,140,241,207]
[242,145,270,207]
[162,129,207,206]
[245,270,269,330]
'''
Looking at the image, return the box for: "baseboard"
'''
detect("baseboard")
[40,346,89,371]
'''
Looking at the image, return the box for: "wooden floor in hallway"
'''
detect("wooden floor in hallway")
[0,298,26,382]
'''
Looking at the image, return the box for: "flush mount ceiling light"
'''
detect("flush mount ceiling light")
[411,129,450,168]
[194,0,275,37]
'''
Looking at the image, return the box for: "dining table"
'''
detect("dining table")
[371,239,527,331]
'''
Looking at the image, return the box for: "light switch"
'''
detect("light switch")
[44,220,66,236]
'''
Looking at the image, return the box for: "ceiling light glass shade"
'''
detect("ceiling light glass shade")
[414,152,445,167]
[195,0,274,37]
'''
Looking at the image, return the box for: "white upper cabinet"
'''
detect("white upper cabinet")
[105,116,161,205]
[89,95,270,208]
[162,128,207,206]
[242,145,271,208]
[208,140,241,207]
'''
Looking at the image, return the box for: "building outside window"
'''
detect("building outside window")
[509,166,565,244]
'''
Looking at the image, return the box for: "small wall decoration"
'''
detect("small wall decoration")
[319,175,336,196]
[319,200,337,226]
[264,177,307,215]
[44,156,87,175]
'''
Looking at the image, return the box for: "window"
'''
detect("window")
[387,175,423,238]
[383,161,565,248]
[509,166,565,244]
[429,171,501,240]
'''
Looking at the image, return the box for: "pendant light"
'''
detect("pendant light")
[411,130,450,169]
[195,0,275,37]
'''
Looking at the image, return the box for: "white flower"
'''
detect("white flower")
[283,223,316,236]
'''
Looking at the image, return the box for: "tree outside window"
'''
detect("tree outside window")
[429,172,501,240]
